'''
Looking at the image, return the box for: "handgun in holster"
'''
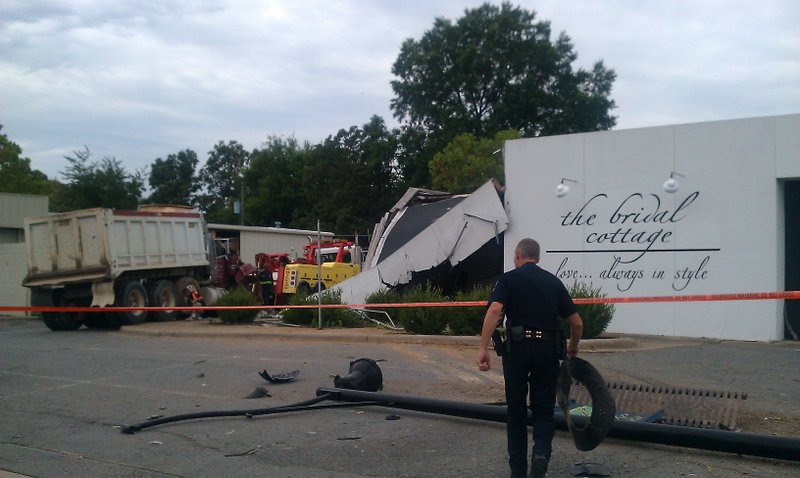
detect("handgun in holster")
[557,328,568,361]
[491,328,507,357]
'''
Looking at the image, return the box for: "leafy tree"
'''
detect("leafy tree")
[0,125,59,198]
[196,141,250,224]
[391,2,616,146]
[147,149,199,206]
[56,147,144,210]
[429,129,519,193]
[244,136,310,228]
[294,116,402,233]
[395,124,435,189]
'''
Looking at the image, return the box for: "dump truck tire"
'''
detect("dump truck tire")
[41,291,84,331]
[148,280,178,321]
[115,281,149,325]
[175,276,201,318]
[42,311,83,331]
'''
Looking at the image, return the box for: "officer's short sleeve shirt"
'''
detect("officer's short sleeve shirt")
[489,262,577,331]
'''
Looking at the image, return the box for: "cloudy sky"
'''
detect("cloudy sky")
[2,0,799,180]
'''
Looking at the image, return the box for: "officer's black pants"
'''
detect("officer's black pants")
[502,338,559,475]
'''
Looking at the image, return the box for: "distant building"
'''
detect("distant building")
[208,223,335,264]
[0,193,49,316]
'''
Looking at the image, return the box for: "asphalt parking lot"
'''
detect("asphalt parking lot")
[1,317,798,477]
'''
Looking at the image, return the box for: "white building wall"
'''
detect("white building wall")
[0,193,48,316]
[240,229,334,263]
[504,114,798,341]
[0,243,30,316]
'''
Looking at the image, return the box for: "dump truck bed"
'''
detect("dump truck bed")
[23,208,209,287]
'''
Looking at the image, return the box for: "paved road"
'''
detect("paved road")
[1,318,798,477]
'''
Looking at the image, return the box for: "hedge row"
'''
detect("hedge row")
[216,281,614,339]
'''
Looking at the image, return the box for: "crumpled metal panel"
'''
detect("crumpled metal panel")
[334,180,508,304]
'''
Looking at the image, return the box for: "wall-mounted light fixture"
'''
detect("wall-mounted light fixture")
[663,172,684,193]
[556,178,578,198]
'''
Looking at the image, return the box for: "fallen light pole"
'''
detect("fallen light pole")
[315,387,800,462]
[120,357,800,463]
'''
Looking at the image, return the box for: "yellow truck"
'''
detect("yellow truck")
[273,241,362,300]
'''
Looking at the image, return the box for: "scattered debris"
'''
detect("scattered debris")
[570,462,612,477]
[244,386,272,399]
[146,415,164,420]
[566,379,747,430]
[148,441,163,445]
[333,358,383,392]
[224,446,260,457]
[258,369,300,384]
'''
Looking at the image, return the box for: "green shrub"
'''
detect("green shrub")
[396,282,450,335]
[560,282,615,339]
[216,286,259,324]
[282,289,360,327]
[364,287,401,325]
[446,285,491,335]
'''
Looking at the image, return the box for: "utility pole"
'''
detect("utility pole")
[317,220,323,329]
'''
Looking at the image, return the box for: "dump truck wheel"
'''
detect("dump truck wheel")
[147,280,178,321]
[42,311,83,331]
[41,292,84,331]
[175,276,201,318]
[115,281,149,325]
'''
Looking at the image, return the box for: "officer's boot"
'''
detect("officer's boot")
[530,455,548,478]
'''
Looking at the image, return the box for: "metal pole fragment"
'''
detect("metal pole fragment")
[315,388,800,462]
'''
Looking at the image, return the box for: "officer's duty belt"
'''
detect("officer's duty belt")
[509,325,556,342]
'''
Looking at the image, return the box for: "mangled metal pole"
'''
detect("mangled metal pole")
[315,387,800,462]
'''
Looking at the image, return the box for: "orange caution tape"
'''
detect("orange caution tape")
[1,291,798,314]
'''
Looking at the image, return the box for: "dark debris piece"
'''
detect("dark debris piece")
[570,462,612,477]
[244,386,272,399]
[258,369,300,384]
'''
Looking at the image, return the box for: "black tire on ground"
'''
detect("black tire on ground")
[174,276,201,318]
[42,311,83,331]
[147,280,178,321]
[115,281,149,325]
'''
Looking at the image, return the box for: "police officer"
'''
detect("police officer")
[477,238,583,478]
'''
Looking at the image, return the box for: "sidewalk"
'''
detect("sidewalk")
[116,318,649,351]
[6,314,794,351]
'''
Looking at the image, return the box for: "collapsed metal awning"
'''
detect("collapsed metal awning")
[334,180,509,304]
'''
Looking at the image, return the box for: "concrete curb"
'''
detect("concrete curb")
[115,319,640,351]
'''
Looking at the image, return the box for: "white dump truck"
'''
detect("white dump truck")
[22,206,213,330]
